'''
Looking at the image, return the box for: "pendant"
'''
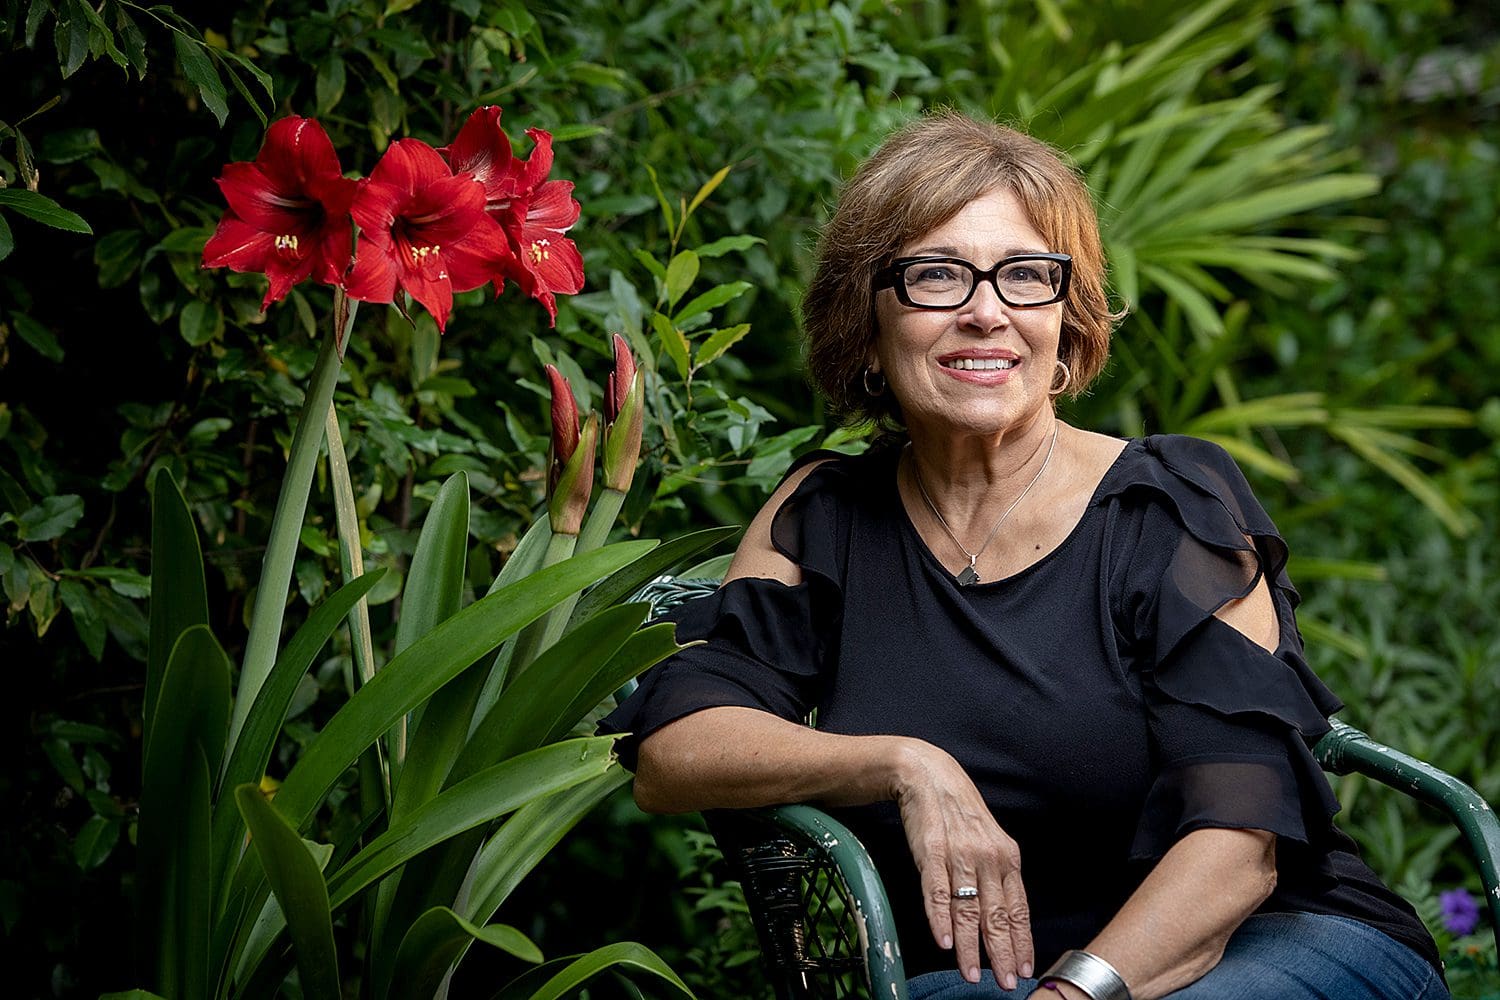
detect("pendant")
[956,565,981,587]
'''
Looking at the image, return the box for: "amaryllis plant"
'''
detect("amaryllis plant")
[137,107,715,1000]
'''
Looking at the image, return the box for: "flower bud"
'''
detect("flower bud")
[549,412,597,535]
[545,364,580,495]
[602,335,644,493]
[605,333,636,424]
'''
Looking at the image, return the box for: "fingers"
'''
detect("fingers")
[921,859,1030,989]
[946,867,988,986]
[1000,867,1035,980]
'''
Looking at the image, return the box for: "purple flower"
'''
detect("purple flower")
[1439,888,1481,936]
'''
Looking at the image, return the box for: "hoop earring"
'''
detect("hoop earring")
[1049,359,1072,396]
[863,366,887,397]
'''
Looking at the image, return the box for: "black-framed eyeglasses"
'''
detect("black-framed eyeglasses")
[874,253,1072,309]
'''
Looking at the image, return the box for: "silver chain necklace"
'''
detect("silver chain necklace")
[907,424,1059,586]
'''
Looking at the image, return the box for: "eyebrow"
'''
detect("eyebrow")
[903,245,1051,258]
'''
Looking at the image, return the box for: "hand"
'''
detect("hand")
[891,739,1035,989]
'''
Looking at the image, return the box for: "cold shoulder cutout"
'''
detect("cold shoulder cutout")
[1099,435,1345,859]
[598,449,863,770]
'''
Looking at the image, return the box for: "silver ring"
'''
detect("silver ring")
[953,886,980,899]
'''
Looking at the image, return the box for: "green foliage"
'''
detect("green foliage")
[3,0,1498,995]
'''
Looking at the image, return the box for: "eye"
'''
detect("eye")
[1002,265,1044,283]
[915,265,956,281]
[906,262,965,285]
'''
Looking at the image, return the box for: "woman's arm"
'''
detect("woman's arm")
[636,707,1037,990]
[1040,573,1284,1000]
[1040,827,1276,999]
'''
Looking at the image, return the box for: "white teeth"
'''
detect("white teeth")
[942,358,1017,370]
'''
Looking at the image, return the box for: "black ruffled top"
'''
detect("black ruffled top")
[601,435,1440,978]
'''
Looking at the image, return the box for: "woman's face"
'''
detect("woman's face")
[873,187,1064,443]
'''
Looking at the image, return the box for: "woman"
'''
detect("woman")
[601,113,1446,1000]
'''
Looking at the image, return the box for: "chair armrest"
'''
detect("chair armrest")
[1316,719,1500,949]
[707,805,908,1000]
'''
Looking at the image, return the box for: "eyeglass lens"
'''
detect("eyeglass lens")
[903,258,1064,307]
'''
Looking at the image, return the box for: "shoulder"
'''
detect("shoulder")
[1101,434,1279,553]
[724,447,883,585]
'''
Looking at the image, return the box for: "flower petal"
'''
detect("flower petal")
[444,215,513,294]
[345,242,400,305]
[350,178,403,240]
[442,106,515,196]
[216,163,311,235]
[404,173,488,247]
[399,253,456,332]
[517,127,555,195]
[367,139,455,199]
[526,180,580,233]
[203,213,276,272]
[257,117,344,195]
[520,227,584,296]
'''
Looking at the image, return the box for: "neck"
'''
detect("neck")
[905,409,1060,503]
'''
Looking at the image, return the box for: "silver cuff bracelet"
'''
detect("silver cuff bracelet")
[1039,949,1133,1000]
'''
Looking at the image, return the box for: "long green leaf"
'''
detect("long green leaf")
[463,772,629,925]
[451,606,645,783]
[1160,175,1381,239]
[212,569,386,894]
[1330,426,1475,536]
[269,541,652,831]
[469,512,553,740]
[566,525,738,633]
[325,738,618,909]
[406,619,681,946]
[138,625,229,998]
[386,908,541,1000]
[393,471,470,657]
[390,471,472,815]
[230,322,345,752]
[493,942,694,1000]
[373,472,474,988]
[543,622,683,746]
[235,786,340,1000]
[146,468,209,752]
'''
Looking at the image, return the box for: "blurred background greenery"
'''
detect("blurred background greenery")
[1,0,1496,996]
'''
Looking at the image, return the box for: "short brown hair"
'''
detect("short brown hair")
[803,111,1121,428]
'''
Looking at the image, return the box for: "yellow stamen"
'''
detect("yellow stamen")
[275,234,300,252]
[529,238,551,265]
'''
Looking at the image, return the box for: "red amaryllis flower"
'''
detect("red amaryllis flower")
[202,116,358,310]
[440,108,584,324]
[344,139,513,332]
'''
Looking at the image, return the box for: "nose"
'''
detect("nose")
[957,274,1011,333]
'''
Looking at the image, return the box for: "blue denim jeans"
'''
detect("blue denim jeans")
[906,913,1449,1000]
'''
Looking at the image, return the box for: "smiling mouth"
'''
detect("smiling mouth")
[939,358,1017,371]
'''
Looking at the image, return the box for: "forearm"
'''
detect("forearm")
[633,705,913,813]
[1047,828,1277,1000]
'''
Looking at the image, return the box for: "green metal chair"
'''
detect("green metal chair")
[634,578,1500,1000]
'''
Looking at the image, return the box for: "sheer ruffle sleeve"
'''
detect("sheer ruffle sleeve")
[598,451,853,770]
[1105,435,1344,862]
